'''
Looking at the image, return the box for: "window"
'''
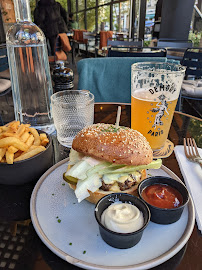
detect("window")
[144,0,157,39]
[113,3,120,32]
[56,0,67,11]
[71,0,76,13]
[30,0,36,21]
[78,0,85,11]
[87,9,96,32]
[87,0,96,8]
[120,1,130,32]
[99,0,111,4]
[78,12,85,29]
[98,5,110,31]
[69,0,132,36]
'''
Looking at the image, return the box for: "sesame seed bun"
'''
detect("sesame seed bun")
[72,124,153,166]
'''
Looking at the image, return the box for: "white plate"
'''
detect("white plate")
[30,158,195,270]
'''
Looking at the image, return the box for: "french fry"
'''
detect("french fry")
[2,132,20,138]
[26,134,35,147]
[39,133,47,141]
[0,148,6,161]
[24,124,31,128]
[0,157,6,163]
[5,120,19,126]
[39,133,49,146]
[9,121,20,132]
[0,137,28,151]
[29,128,40,146]
[14,146,46,162]
[14,151,23,159]
[20,145,44,155]
[24,124,31,133]
[29,145,44,150]
[8,146,18,154]
[41,138,49,146]
[21,131,30,142]
[1,126,9,132]
[16,124,26,136]
[13,145,44,160]
[6,150,14,164]
[0,121,48,164]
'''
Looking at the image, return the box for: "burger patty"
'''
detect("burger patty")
[100,173,140,192]
[101,181,113,191]
[118,179,136,191]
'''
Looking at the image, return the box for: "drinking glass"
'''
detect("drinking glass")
[131,62,185,151]
[51,90,94,147]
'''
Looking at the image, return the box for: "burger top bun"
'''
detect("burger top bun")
[72,123,153,166]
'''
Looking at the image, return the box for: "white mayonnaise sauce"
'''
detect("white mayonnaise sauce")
[101,202,144,233]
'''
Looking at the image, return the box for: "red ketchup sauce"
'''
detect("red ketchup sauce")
[141,184,183,209]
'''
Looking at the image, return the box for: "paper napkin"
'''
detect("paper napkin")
[174,145,202,233]
[182,79,202,97]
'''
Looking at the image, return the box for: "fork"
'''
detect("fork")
[183,138,202,168]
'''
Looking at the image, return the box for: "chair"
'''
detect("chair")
[77,57,179,103]
[99,31,113,49]
[157,39,193,62]
[108,47,167,58]
[72,29,88,60]
[182,48,202,78]
[0,44,12,125]
[0,44,9,73]
[48,34,72,64]
[107,39,143,48]
[94,31,113,57]
[178,48,202,117]
[157,39,193,49]
[114,33,127,41]
[82,31,96,56]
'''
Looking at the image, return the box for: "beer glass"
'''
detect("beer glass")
[131,62,185,151]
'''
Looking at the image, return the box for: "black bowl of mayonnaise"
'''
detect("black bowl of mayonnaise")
[94,193,150,249]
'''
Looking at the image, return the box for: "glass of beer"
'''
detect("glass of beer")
[131,62,185,151]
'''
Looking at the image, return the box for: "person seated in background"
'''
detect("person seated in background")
[34,0,68,55]
[67,13,79,31]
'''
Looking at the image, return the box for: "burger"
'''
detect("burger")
[63,123,162,204]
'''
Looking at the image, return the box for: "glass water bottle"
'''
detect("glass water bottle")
[6,0,55,134]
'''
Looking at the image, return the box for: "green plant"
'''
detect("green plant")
[56,0,68,11]
[189,119,202,147]
[144,40,150,47]
[188,31,202,47]
[30,0,36,21]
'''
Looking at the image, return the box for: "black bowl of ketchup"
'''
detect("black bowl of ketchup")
[138,176,189,224]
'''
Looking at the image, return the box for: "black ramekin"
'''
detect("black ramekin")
[94,193,150,249]
[138,176,189,224]
[0,130,53,185]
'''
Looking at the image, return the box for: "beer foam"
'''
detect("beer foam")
[131,70,184,101]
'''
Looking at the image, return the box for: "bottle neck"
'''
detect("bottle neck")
[13,0,31,22]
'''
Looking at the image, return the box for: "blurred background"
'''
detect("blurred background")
[0,0,201,46]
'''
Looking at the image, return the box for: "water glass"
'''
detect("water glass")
[51,90,94,147]
[131,62,185,151]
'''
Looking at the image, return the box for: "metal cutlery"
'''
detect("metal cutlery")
[183,138,202,168]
